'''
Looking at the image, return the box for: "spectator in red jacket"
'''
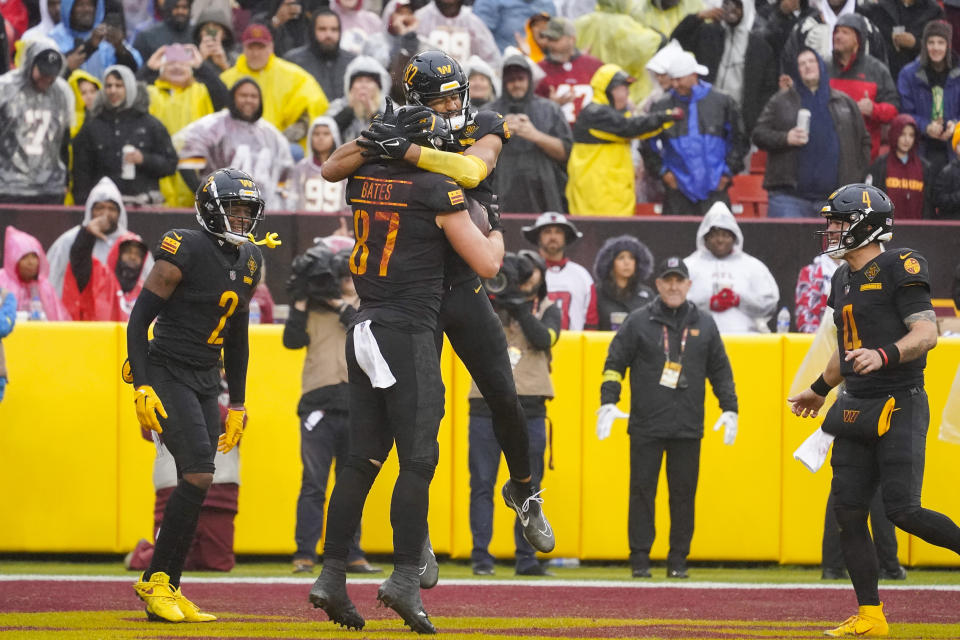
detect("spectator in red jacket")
[535,16,603,125]
[828,13,899,159]
[865,113,934,219]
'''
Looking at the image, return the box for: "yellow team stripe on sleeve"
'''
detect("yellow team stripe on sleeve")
[602,370,623,383]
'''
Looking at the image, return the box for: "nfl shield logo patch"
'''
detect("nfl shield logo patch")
[844,284,850,295]
[230,271,236,280]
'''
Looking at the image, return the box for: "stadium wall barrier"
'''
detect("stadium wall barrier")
[1,324,958,566]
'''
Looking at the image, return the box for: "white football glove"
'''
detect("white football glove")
[712,411,738,446]
[595,404,630,441]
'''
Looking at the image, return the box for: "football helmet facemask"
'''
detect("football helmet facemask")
[816,183,893,258]
[402,50,470,131]
[195,168,265,246]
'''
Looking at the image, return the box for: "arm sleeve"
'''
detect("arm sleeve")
[113,44,140,71]
[126,288,168,388]
[71,125,96,204]
[599,316,640,404]
[751,95,791,151]
[706,324,738,413]
[194,62,230,111]
[738,261,780,318]
[584,283,599,330]
[281,306,310,349]
[68,225,98,292]
[138,120,178,178]
[0,290,16,338]
[516,303,558,351]
[724,99,748,174]
[872,68,900,121]
[223,309,250,405]
[669,14,704,50]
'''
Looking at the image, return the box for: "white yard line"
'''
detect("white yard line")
[1,574,959,591]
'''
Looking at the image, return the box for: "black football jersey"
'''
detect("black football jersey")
[149,229,263,369]
[346,162,467,332]
[444,109,511,286]
[828,248,932,396]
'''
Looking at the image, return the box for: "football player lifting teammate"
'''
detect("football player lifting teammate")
[321,50,556,583]
[308,105,504,634]
[126,168,279,623]
[789,183,960,637]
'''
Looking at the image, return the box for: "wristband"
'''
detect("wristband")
[810,374,834,397]
[876,344,900,369]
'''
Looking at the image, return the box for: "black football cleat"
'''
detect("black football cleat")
[377,573,437,634]
[308,569,365,630]
[501,480,555,553]
[419,535,439,589]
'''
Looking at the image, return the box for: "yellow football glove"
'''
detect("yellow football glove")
[218,407,245,453]
[134,386,167,434]
[247,232,282,248]
[121,358,134,384]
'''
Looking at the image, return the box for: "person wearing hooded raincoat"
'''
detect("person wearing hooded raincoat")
[49,0,143,80]
[21,0,60,43]
[72,64,178,206]
[574,0,663,104]
[0,226,71,321]
[47,175,155,297]
[472,0,556,53]
[670,0,778,134]
[567,63,677,216]
[592,234,655,331]
[683,202,779,333]
[332,0,385,55]
[325,54,392,142]
[61,179,149,320]
[147,47,228,207]
[635,0,704,39]
[220,25,328,147]
[0,37,73,204]
[415,0,502,67]
[286,115,350,213]
[176,77,294,210]
[865,113,933,218]
[488,51,572,213]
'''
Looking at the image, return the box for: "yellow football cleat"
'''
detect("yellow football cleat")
[133,571,185,622]
[824,603,889,637]
[173,587,217,622]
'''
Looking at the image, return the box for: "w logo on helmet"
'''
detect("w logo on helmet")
[437,64,452,74]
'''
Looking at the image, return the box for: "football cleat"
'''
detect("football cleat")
[824,603,889,637]
[308,568,365,630]
[502,480,556,553]
[377,572,436,635]
[172,587,216,622]
[133,571,185,622]
[419,535,439,589]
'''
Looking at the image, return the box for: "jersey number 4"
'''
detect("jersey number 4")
[350,209,399,277]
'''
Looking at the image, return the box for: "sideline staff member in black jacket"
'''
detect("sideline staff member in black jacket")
[596,256,738,579]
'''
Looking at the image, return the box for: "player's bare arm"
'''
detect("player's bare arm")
[437,209,503,278]
[320,140,366,182]
[143,259,183,299]
[788,349,841,418]
[844,309,938,375]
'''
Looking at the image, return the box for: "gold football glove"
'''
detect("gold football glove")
[218,407,245,453]
[134,386,167,434]
[247,232,282,248]
[121,358,134,384]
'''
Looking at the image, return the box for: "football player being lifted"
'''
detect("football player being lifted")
[789,183,960,637]
[322,49,556,581]
[126,168,278,623]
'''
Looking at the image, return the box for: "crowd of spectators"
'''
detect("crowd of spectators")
[1,0,960,218]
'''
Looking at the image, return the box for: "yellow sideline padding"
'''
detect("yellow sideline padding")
[0,324,957,566]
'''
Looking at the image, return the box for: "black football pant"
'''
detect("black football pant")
[323,325,444,567]
[831,388,960,605]
[822,489,900,574]
[438,277,531,480]
[628,435,701,571]
[145,358,221,587]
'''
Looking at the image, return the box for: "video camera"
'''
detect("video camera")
[482,250,546,308]
[286,241,351,305]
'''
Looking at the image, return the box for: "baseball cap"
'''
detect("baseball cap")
[667,51,708,79]
[241,23,273,46]
[656,256,689,279]
[34,49,63,77]
[541,16,575,40]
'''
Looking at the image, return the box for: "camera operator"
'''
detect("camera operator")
[468,250,562,576]
[282,238,380,576]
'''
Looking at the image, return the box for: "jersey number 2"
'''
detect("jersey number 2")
[207,291,239,345]
[350,209,399,277]
[841,303,862,351]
